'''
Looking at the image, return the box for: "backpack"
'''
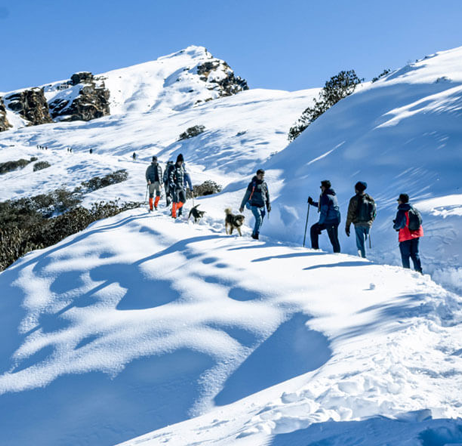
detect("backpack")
[408,206,422,231]
[357,195,376,223]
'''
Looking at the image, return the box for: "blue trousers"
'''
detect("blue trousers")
[247,203,265,237]
[399,238,422,272]
[355,226,370,258]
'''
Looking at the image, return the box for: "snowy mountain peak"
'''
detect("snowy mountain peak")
[0,45,249,129]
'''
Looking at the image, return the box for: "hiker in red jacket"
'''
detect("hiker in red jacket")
[393,193,424,273]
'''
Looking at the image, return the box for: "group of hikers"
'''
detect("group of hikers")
[307,179,423,274]
[237,173,423,274]
[145,157,424,274]
[145,153,193,219]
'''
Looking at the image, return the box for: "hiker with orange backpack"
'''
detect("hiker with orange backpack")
[393,193,424,273]
[145,156,163,212]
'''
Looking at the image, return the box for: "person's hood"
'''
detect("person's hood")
[398,203,411,211]
[323,188,336,196]
[251,176,263,184]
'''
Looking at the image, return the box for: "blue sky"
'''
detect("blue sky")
[2,0,462,93]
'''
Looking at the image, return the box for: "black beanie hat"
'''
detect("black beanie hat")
[321,180,331,189]
[355,181,367,192]
[152,156,157,162]
[176,153,184,163]
[398,193,409,203]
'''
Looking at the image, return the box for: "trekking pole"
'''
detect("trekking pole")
[144,185,148,204]
[303,199,311,248]
[369,229,372,249]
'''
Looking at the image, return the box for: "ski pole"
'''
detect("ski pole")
[303,200,311,248]
[369,229,372,249]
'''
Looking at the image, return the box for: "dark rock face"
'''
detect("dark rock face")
[0,98,11,132]
[4,88,53,126]
[197,61,249,97]
[49,72,110,122]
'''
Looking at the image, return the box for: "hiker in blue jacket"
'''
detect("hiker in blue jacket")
[308,180,341,253]
[239,169,271,240]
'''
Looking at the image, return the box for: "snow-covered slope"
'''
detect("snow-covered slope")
[260,46,462,293]
[1,45,462,446]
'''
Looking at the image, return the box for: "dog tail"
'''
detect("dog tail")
[225,207,232,215]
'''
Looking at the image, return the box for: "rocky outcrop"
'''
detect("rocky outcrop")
[4,88,52,126]
[197,61,249,97]
[0,98,11,132]
[49,72,110,122]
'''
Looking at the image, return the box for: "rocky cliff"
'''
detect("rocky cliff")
[48,72,110,122]
[196,60,249,97]
[4,88,53,126]
[0,98,11,132]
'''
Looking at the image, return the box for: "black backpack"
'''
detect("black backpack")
[408,206,422,231]
[357,195,376,223]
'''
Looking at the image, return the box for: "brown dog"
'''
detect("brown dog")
[225,208,245,236]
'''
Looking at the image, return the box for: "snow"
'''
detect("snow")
[0,45,462,446]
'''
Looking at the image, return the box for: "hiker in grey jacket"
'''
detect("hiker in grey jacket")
[345,181,376,258]
[308,180,341,253]
[239,169,271,239]
[145,156,163,211]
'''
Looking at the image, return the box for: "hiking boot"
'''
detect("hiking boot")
[251,233,259,240]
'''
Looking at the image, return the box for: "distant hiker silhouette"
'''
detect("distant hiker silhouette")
[308,180,341,253]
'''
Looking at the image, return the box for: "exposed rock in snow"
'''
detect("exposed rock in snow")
[0,98,11,131]
[3,88,52,126]
[48,71,110,122]
[196,59,249,97]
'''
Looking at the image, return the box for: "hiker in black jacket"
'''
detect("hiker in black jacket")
[345,181,376,258]
[239,169,271,240]
[308,180,341,253]
[169,154,193,218]
[163,161,174,207]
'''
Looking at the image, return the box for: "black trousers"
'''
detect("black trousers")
[311,223,341,253]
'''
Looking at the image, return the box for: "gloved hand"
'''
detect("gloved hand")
[267,205,271,212]
[239,207,244,213]
[345,227,350,237]
[308,196,313,205]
